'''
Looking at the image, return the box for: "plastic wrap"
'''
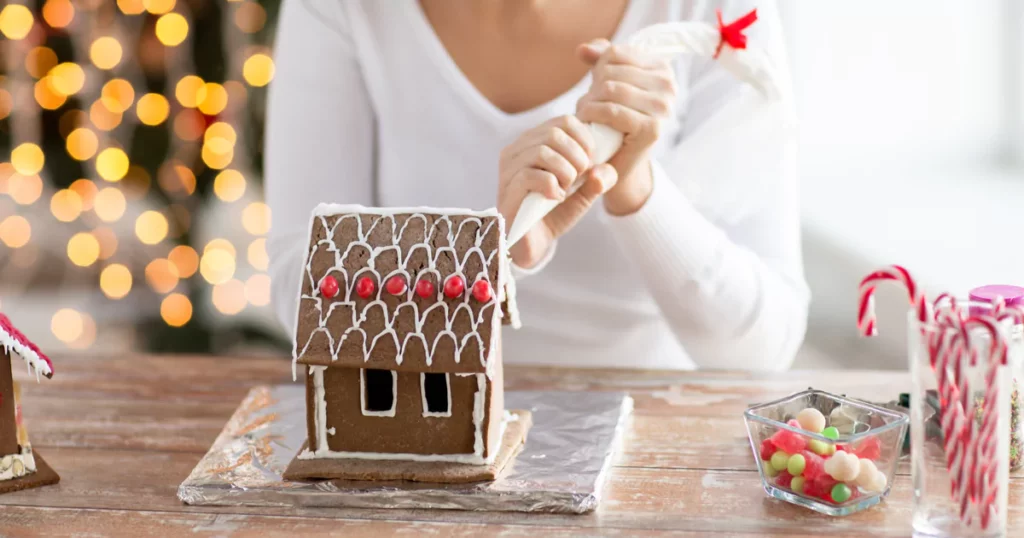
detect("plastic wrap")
[178,386,632,514]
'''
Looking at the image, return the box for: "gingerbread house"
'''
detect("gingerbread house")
[283,205,531,483]
[0,313,59,494]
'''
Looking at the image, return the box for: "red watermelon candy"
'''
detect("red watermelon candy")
[813,474,839,501]
[799,450,825,480]
[802,478,822,498]
[771,427,807,454]
[853,436,881,460]
[759,438,777,461]
[775,470,794,489]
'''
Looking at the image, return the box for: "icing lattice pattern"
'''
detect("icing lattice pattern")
[293,206,516,371]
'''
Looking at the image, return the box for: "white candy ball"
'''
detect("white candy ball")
[855,459,878,488]
[827,451,861,482]
[796,408,826,433]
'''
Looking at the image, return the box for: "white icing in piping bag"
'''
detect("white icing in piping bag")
[506,11,781,246]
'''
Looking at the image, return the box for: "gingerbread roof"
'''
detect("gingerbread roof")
[292,205,519,374]
[0,313,54,379]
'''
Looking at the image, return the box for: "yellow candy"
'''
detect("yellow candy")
[796,407,826,433]
[763,461,779,477]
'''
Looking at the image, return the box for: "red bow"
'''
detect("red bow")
[715,8,758,58]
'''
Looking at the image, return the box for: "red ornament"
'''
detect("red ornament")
[385,276,407,296]
[715,8,758,58]
[443,276,465,298]
[355,276,376,299]
[319,276,340,299]
[471,280,492,302]
[415,279,435,299]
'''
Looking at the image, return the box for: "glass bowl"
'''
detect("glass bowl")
[743,389,910,516]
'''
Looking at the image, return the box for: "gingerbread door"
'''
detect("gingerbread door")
[0,351,18,455]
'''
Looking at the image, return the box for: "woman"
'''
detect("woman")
[266,0,809,371]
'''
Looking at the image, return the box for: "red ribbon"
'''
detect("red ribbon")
[715,8,758,58]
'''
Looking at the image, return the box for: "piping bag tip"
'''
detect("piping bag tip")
[506,193,559,247]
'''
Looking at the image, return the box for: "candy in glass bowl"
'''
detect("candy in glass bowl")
[744,389,909,516]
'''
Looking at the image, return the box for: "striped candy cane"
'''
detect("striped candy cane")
[857,265,933,337]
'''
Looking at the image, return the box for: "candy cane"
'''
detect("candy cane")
[934,324,969,500]
[857,265,933,336]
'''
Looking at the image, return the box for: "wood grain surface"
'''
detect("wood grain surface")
[1,354,1021,537]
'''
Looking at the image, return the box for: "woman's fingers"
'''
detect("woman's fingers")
[543,164,619,238]
[577,100,659,143]
[595,63,677,95]
[582,80,674,119]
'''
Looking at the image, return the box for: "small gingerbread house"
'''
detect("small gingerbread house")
[284,205,530,483]
[0,313,59,493]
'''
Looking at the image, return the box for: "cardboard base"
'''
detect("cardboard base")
[283,410,532,484]
[0,453,59,495]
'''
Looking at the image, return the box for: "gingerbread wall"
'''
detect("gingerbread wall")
[319,367,487,456]
[0,352,18,455]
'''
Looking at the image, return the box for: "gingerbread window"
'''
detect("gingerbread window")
[421,373,451,417]
[360,369,396,417]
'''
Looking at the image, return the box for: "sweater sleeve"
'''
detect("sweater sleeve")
[603,0,809,371]
[265,0,375,334]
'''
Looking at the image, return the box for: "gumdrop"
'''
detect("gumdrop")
[852,436,881,460]
[775,470,794,488]
[799,450,825,480]
[771,427,807,454]
[760,438,777,461]
[813,473,838,498]
[802,479,822,499]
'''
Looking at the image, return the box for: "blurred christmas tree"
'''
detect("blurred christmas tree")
[0,0,288,355]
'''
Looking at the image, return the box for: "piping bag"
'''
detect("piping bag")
[506,9,783,246]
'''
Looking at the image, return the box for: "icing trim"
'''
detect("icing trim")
[360,368,397,417]
[420,372,452,418]
[0,445,37,482]
[296,446,494,465]
[0,314,53,380]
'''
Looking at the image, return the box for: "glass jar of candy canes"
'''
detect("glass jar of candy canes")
[908,308,1012,537]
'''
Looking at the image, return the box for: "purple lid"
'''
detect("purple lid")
[968,284,1024,316]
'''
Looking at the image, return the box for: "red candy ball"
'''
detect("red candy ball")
[771,428,807,455]
[415,279,435,299]
[443,276,465,298]
[355,276,376,299]
[852,436,881,460]
[775,470,793,488]
[319,275,339,299]
[472,280,492,302]
[385,276,407,296]
[759,438,777,462]
[799,450,825,481]
[812,474,838,500]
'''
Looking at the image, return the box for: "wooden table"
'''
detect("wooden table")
[1,355,1020,537]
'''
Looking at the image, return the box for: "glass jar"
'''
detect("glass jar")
[909,309,1012,537]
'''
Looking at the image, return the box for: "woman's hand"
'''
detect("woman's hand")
[498,115,619,268]
[576,39,677,216]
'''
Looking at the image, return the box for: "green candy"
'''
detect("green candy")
[831,483,852,503]
[770,451,791,471]
[763,460,779,477]
[809,439,836,456]
[822,427,840,440]
[787,453,806,476]
[791,476,806,494]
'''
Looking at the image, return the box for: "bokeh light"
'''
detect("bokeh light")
[175,75,206,108]
[168,245,199,278]
[50,189,83,222]
[198,82,227,115]
[8,174,43,205]
[202,144,233,170]
[247,238,268,271]
[155,12,188,47]
[96,148,130,181]
[205,238,236,256]
[200,248,235,285]
[26,47,58,78]
[67,232,101,267]
[212,279,246,315]
[34,77,67,110]
[244,274,271,306]
[51,308,83,344]
[173,109,205,141]
[48,63,86,96]
[117,0,145,15]
[0,216,31,248]
[102,79,135,113]
[11,143,44,175]
[136,93,170,125]
[93,187,126,222]
[90,99,123,131]
[90,37,123,70]
[235,2,266,33]
[158,163,196,195]
[0,5,34,40]
[41,0,74,28]
[243,53,275,87]
[213,169,246,202]
[93,226,118,259]
[143,0,175,15]
[100,264,133,299]
[241,202,270,235]
[70,179,98,210]
[160,293,192,327]
[135,210,169,245]
[0,89,11,121]
[145,258,179,293]
[68,313,97,350]
[66,128,99,160]
[205,122,237,145]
